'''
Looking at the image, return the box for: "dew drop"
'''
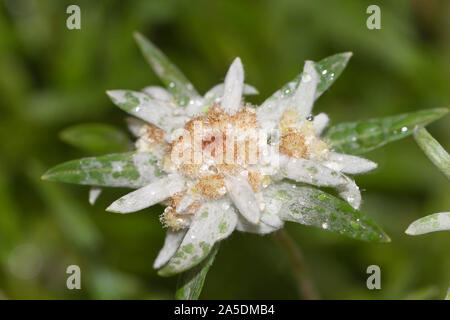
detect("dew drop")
[401,126,408,132]
[322,222,328,229]
[306,114,314,121]
[321,69,328,75]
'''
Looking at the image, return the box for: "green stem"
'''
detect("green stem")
[272,229,319,300]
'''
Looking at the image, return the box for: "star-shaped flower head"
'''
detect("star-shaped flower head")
[103,35,380,275]
[43,33,393,277]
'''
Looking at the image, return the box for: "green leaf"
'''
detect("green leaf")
[42,152,164,188]
[60,123,132,154]
[405,212,450,235]
[106,90,188,133]
[134,32,199,106]
[158,199,237,277]
[314,52,352,99]
[264,182,390,243]
[175,244,219,300]
[413,125,450,180]
[325,108,449,155]
[264,52,352,103]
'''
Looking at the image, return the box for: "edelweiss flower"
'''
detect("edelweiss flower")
[102,45,376,275]
[43,33,383,277]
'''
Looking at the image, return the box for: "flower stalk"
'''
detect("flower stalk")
[272,229,319,300]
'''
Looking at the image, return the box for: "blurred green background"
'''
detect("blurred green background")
[0,0,449,299]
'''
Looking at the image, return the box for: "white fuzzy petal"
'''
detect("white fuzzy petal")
[337,177,361,209]
[225,175,260,224]
[242,84,259,95]
[205,83,258,100]
[89,187,102,205]
[257,61,319,132]
[234,191,284,235]
[107,90,189,135]
[175,194,196,214]
[221,58,244,115]
[405,212,450,235]
[196,82,258,116]
[158,199,238,275]
[280,155,361,209]
[312,113,329,136]
[142,86,173,101]
[281,156,345,186]
[256,102,281,132]
[322,152,377,174]
[153,229,187,269]
[293,60,319,120]
[236,216,282,235]
[260,212,284,229]
[106,174,185,213]
[125,117,146,137]
[204,84,225,101]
